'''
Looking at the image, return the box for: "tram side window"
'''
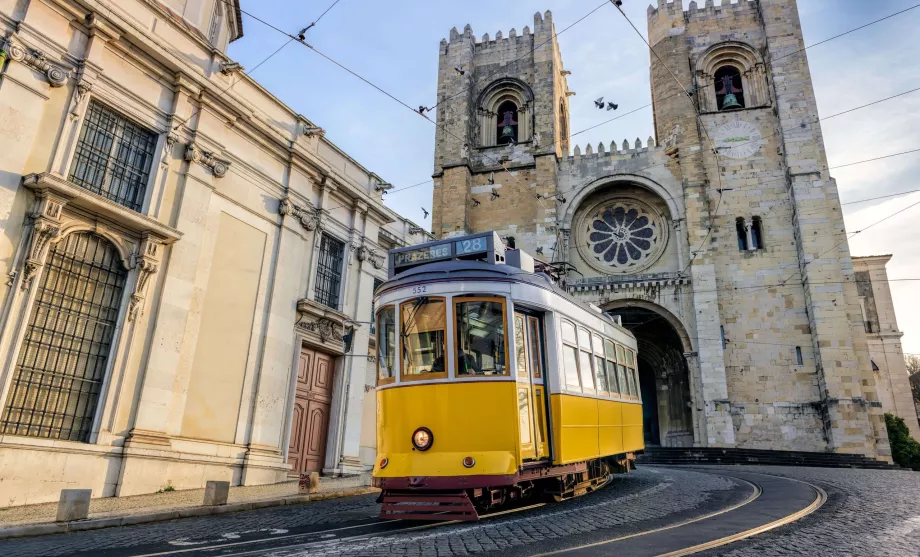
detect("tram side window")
[578,328,596,394]
[377,306,396,384]
[514,314,528,378]
[604,340,620,396]
[455,298,507,375]
[527,317,544,380]
[561,320,582,392]
[593,333,609,396]
[627,349,640,399]
[401,297,447,378]
[616,344,630,399]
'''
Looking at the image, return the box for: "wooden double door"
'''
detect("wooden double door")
[287,347,335,475]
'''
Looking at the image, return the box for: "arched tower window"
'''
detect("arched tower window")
[477,78,533,147]
[715,66,744,110]
[0,232,128,442]
[496,100,519,145]
[559,99,569,152]
[751,216,764,250]
[694,41,769,113]
[736,217,748,251]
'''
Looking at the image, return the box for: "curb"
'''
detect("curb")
[0,487,379,540]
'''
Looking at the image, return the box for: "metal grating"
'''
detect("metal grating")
[314,234,345,310]
[1,233,128,442]
[68,101,158,212]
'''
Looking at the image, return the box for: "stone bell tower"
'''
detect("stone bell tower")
[430,11,569,255]
[647,0,887,456]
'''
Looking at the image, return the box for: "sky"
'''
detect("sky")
[227,0,920,355]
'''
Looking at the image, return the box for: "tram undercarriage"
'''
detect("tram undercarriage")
[376,454,635,521]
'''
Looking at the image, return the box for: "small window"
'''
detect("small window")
[562,344,581,392]
[455,298,507,376]
[626,349,639,398]
[595,354,609,396]
[315,234,345,309]
[527,317,544,380]
[69,101,158,212]
[795,346,804,366]
[871,360,880,371]
[751,216,764,250]
[496,100,519,145]
[376,306,396,385]
[208,1,222,44]
[370,278,384,334]
[721,325,727,350]
[715,66,745,110]
[514,314,528,378]
[615,344,629,398]
[578,328,596,393]
[736,217,748,251]
[561,320,577,345]
[401,297,448,379]
[604,340,620,396]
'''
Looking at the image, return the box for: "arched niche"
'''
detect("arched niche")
[477,78,534,147]
[694,41,770,113]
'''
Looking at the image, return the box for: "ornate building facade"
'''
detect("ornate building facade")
[0,0,428,506]
[431,1,916,457]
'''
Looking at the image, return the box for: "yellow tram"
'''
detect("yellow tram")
[372,232,644,520]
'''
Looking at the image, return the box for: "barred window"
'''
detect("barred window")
[314,234,345,309]
[1,233,128,442]
[69,101,158,212]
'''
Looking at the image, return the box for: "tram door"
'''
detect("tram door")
[514,313,550,461]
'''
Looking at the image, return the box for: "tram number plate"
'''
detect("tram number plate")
[455,236,488,256]
[411,285,427,295]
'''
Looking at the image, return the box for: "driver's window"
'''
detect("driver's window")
[455,297,508,376]
[400,297,447,380]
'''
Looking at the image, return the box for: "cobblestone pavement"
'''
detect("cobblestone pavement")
[0,476,366,527]
[1,465,916,557]
[692,465,920,557]
[0,467,747,557]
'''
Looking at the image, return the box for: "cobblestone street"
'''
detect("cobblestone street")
[1,465,916,557]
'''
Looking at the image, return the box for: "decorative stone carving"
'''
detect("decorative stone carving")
[279,197,322,231]
[5,38,68,87]
[302,124,325,138]
[577,197,669,275]
[161,132,179,167]
[69,80,93,120]
[20,191,67,290]
[408,225,425,235]
[127,235,164,322]
[295,316,343,343]
[184,143,230,178]
[219,61,244,75]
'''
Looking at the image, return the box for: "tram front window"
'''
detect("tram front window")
[401,297,447,378]
[455,298,507,375]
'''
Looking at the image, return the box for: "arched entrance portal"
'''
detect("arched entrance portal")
[607,306,694,447]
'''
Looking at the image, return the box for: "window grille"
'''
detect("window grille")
[314,234,345,309]
[69,101,158,212]
[1,233,127,442]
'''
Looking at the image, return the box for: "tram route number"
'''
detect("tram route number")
[455,236,487,255]
[411,285,427,295]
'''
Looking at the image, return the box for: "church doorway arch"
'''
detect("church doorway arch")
[604,303,695,448]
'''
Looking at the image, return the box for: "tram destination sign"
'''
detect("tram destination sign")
[388,231,504,277]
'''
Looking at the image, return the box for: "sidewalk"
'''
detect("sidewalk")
[0,475,378,539]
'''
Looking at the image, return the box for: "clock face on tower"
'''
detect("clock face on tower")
[714,120,763,159]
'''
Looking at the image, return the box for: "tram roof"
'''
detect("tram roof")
[378,260,629,334]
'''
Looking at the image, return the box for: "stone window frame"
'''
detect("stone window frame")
[208,0,223,46]
[694,41,771,113]
[476,78,534,147]
[0,174,181,447]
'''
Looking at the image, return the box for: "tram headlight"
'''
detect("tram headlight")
[412,427,433,451]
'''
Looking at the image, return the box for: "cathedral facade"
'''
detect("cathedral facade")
[431,0,916,457]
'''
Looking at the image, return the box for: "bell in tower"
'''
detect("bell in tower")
[715,69,744,110]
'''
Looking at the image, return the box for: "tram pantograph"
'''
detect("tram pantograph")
[372,232,644,520]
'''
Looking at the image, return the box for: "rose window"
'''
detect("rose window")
[580,199,666,273]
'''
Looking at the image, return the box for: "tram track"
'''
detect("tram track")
[76,467,826,557]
